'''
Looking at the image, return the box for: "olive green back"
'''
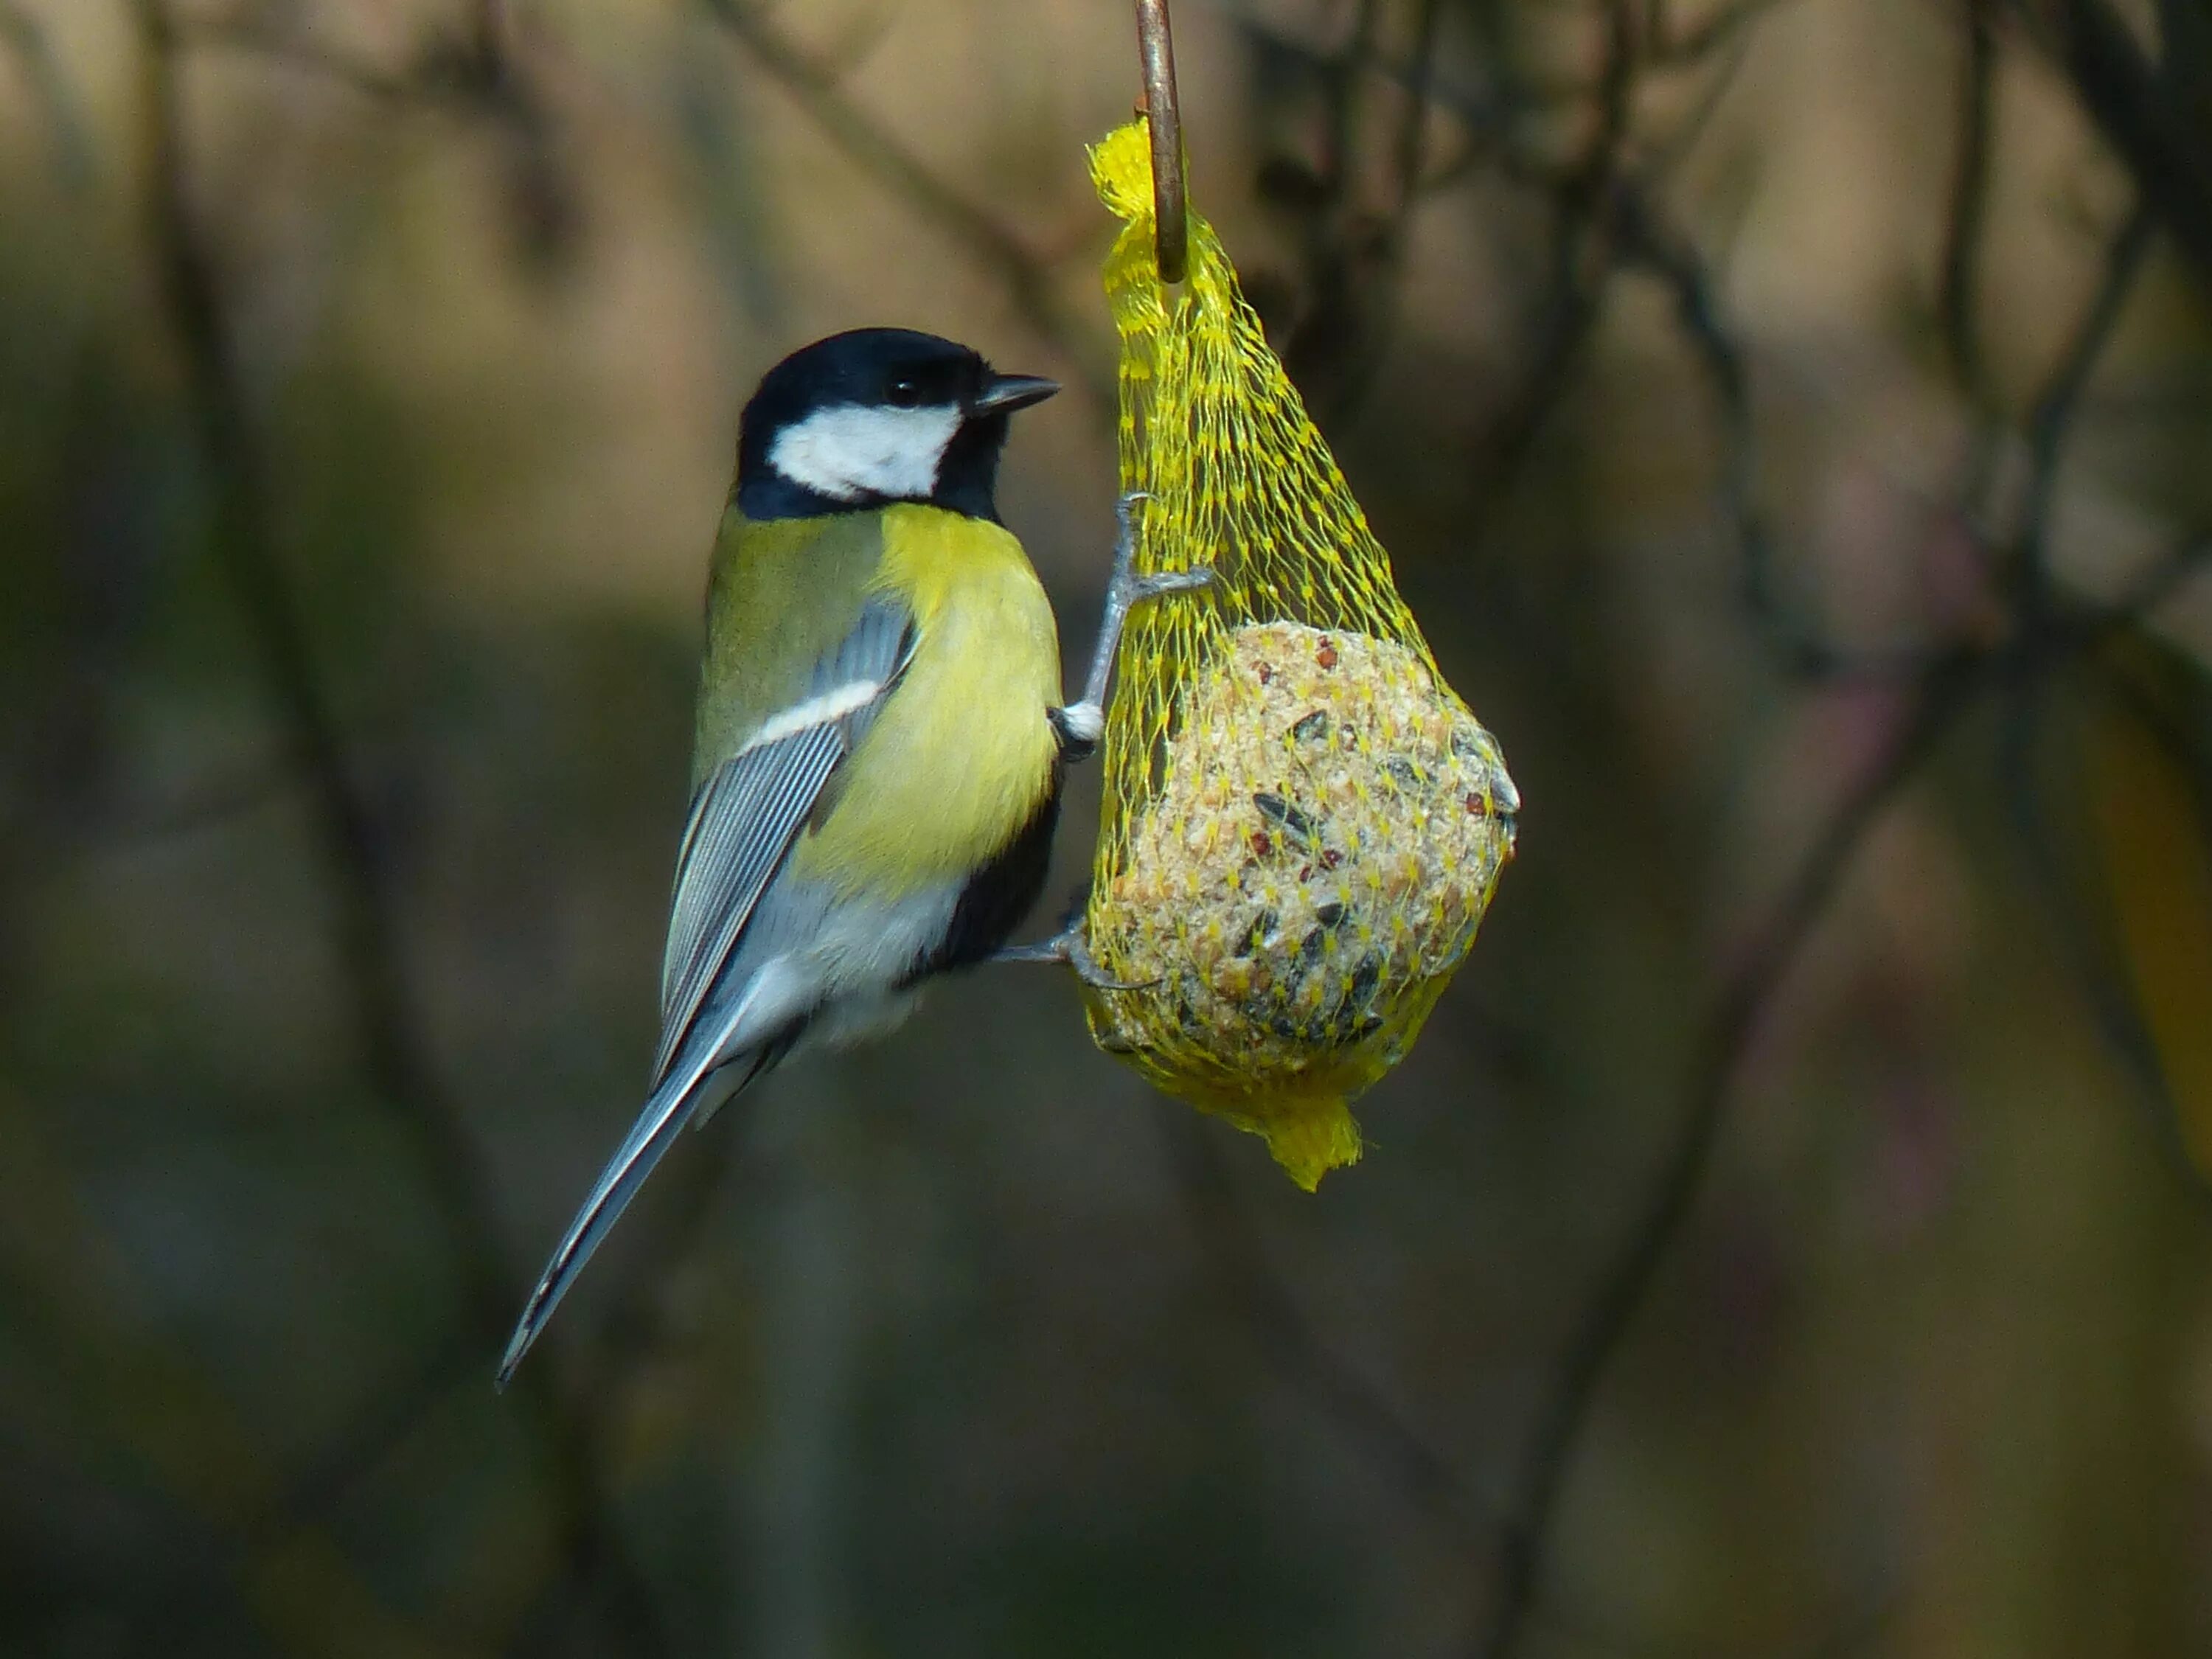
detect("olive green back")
[692,509,890,789]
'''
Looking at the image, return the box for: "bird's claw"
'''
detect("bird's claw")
[1105,490,1210,608]
[990,927,1157,993]
[1124,566,1214,603]
[1071,493,1216,728]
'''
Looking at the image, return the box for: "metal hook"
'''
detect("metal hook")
[1135,0,1186,284]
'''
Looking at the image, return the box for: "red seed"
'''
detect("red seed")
[1250,831,1273,857]
[1321,848,1343,869]
[1256,662,1274,684]
[1316,639,1338,669]
[1465,793,1488,816]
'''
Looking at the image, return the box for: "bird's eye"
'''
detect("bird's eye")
[887,378,924,407]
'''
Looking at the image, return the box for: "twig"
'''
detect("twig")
[696,0,1105,400]
[1469,653,1981,1659]
[1164,1115,1486,1529]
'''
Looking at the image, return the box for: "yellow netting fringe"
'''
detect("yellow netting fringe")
[1081,120,1520,1189]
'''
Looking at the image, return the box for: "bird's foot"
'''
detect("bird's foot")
[1059,492,1214,759]
[990,925,1156,992]
[1105,490,1213,607]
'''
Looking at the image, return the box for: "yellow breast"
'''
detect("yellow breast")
[790,504,1062,895]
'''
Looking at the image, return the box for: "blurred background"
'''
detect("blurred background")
[4,0,2212,1655]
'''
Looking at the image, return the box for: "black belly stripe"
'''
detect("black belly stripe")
[914,780,1062,980]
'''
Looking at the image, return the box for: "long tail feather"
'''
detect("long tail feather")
[495,1042,782,1387]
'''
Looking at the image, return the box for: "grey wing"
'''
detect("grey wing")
[650,594,916,1088]
[495,597,918,1386]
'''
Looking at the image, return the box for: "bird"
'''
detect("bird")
[496,327,1203,1385]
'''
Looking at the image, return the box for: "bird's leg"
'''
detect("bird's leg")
[1048,490,1212,762]
[1012,493,1208,987]
[990,926,1157,992]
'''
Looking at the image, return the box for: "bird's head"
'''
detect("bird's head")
[734,328,1060,523]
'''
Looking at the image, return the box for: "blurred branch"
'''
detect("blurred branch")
[1251,0,1774,427]
[1613,187,1770,647]
[187,4,582,273]
[1938,0,1997,398]
[1475,117,2185,1659]
[696,0,1106,400]
[1573,0,1640,218]
[2000,678,2212,1209]
[257,1330,478,1536]
[1169,1099,1892,1659]
[2010,0,2212,288]
[0,0,95,185]
[2013,201,2155,597]
[186,3,526,105]
[1306,0,1447,419]
[1470,0,1641,493]
[1164,1114,1488,1530]
[472,0,508,60]
[129,1,661,1649]
[1215,0,1506,136]
[135,0,503,1344]
[1616,187,1931,681]
[0,1083,457,1659]
[2094,629,2212,855]
[1391,0,1447,219]
[575,1096,749,1397]
[1470,652,1980,1659]
[55,752,299,860]
[1268,0,1391,403]
[1646,0,1794,63]
[1994,191,2212,1206]
[2043,531,2212,661]
[184,15,417,100]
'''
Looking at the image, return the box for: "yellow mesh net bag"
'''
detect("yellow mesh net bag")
[1082,120,1520,1189]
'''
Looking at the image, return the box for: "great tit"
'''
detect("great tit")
[497,327,1199,1384]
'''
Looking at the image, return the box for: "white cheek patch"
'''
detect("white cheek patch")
[767,403,964,501]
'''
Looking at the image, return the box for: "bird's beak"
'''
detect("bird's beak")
[967,372,1060,416]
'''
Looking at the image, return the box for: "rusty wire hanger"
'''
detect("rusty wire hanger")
[1135,0,1187,283]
